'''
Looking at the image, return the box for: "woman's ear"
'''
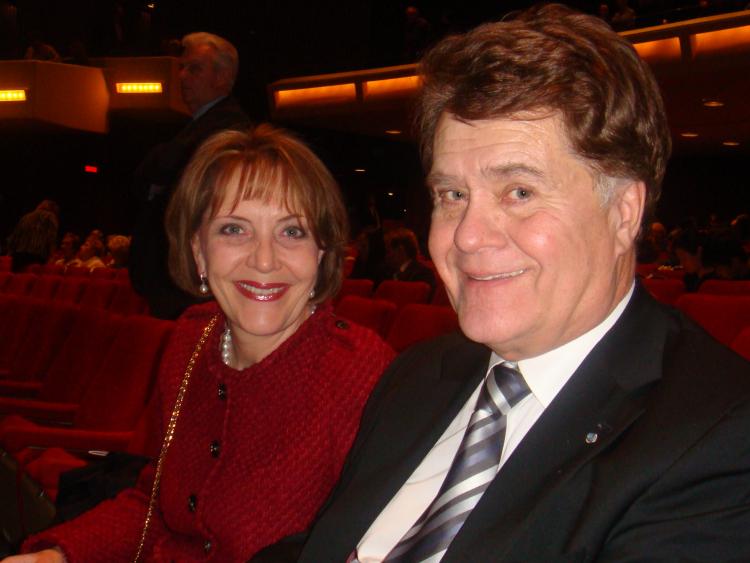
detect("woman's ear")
[191,233,207,275]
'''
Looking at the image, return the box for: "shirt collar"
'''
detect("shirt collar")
[192,95,227,120]
[490,283,635,408]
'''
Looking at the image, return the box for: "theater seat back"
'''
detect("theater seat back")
[386,304,459,352]
[73,316,174,431]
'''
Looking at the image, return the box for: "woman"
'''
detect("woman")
[13,125,394,562]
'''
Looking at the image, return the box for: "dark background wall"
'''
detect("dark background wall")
[1,0,748,250]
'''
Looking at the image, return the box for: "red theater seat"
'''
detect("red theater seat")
[335,278,374,304]
[0,300,78,383]
[115,268,131,281]
[27,274,61,300]
[64,265,90,278]
[18,408,154,502]
[374,280,431,310]
[699,280,750,295]
[335,296,397,338]
[3,273,37,296]
[386,304,459,352]
[431,283,451,306]
[675,294,750,347]
[641,278,685,306]
[90,268,117,280]
[0,309,122,410]
[54,276,88,304]
[78,279,118,310]
[730,326,750,361]
[109,281,149,315]
[1,315,173,453]
[38,263,65,276]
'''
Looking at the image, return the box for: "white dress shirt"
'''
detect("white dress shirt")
[355,284,635,562]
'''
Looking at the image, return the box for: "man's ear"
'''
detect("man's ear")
[216,66,233,94]
[611,180,646,257]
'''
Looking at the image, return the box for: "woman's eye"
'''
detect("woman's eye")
[282,225,306,238]
[219,223,243,235]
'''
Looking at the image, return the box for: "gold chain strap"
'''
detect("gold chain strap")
[132,314,219,563]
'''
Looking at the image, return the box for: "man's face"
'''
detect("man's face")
[428,113,643,360]
[179,43,228,114]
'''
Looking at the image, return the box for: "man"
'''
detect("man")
[129,32,251,319]
[293,5,750,562]
[6,199,59,272]
[384,227,436,294]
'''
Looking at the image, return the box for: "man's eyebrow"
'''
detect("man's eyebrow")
[482,163,544,180]
[426,172,458,189]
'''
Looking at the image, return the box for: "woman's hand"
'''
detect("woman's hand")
[1,549,66,563]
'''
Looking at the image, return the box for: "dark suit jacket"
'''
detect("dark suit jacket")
[297,286,750,562]
[129,96,251,319]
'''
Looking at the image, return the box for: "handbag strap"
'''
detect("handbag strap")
[133,314,219,562]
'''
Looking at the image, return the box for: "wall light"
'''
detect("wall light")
[116,82,163,94]
[680,132,699,138]
[274,83,356,108]
[722,141,740,146]
[0,89,26,102]
[702,99,724,108]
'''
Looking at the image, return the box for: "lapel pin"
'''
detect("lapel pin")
[585,432,599,444]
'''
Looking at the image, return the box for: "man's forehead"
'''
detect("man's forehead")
[431,112,581,173]
[181,43,216,63]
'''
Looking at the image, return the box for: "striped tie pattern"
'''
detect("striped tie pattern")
[384,362,530,563]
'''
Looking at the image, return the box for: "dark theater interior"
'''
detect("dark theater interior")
[0,0,749,559]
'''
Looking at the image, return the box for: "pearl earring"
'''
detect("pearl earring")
[309,288,315,299]
[199,274,210,295]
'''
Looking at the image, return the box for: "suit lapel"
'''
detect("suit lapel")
[312,333,491,560]
[446,287,672,561]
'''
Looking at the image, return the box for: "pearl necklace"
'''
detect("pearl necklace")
[220,305,317,369]
[220,326,234,367]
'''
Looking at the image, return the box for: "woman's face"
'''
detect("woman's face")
[191,173,323,365]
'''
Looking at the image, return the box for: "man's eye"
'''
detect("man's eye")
[437,189,466,202]
[510,187,532,200]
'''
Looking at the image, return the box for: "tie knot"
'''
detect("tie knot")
[477,362,530,416]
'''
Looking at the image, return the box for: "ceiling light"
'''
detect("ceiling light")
[385,130,402,135]
[722,141,740,146]
[354,168,366,173]
[680,132,699,138]
[702,100,724,108]
[387,192,394,196]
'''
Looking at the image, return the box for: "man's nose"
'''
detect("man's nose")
[453,201,508,253]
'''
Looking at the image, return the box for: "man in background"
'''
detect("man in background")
[130,31,250,319]
[384,227,436,295]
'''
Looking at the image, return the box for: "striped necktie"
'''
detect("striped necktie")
[384,362,530,563]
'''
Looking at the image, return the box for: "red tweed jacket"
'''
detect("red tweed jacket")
[25,301,394,561]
